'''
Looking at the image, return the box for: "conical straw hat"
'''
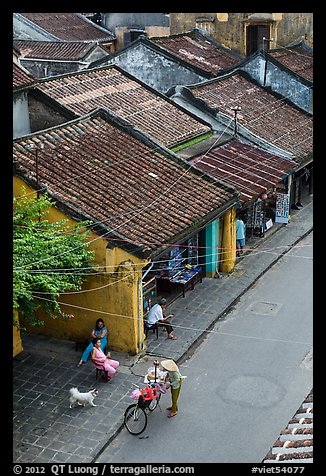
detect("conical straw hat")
[161,359,178,372]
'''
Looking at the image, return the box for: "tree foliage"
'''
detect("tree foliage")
[13,190,95,326]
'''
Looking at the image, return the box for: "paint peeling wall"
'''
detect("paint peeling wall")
[110,42,207,93]
[240,55,312,113]
[13,91,31,139]
[170,13,313,55]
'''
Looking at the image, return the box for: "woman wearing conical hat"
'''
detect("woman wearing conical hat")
[161,359,182,418]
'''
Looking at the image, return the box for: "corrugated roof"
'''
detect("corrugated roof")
[189,139,297,203]
[187,71,313,162]
[269,44,313,82]
[149,29,242,75]
[13,39,99,61]
[263,389,313,463]
[13,109,237,258]
[34,65,211,148]
[19,13,115,42]
[13,62,35,90]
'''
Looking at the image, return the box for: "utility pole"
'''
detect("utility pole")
[230,106,241,138]
[263,36,273,87]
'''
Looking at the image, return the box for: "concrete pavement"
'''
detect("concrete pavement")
[13,195,313,463]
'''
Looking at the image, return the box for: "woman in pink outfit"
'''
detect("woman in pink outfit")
[91,337,119,379]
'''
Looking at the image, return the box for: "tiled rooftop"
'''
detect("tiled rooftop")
[189,139,297,203]
[263,389,313,463]
[34,65,211,148]
[269,43,313,82]
[13,39,101,61]
[18,13,115,42]
[149,29,242,75]
[187,71,313,162]
[13,62,35,90]
[13,109,237,258]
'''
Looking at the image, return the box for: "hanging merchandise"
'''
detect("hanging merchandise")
[275,193,290,224]
[187,235,198,266]
[254,200,264,227]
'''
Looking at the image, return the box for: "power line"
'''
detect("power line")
[13,69,312,270]
[14,117,235,270]
[13,237,312,274]
[13,245,313,296]
[25,296,312,347]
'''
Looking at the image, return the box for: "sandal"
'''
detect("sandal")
[166,406,172,410]
[168,335,177,340]
[167,412,177,418]
[77,361,84,367]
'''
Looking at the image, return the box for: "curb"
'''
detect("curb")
[175,225,313,367]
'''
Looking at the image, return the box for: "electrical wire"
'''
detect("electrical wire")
[13,241,313,275]
[22,293,312,347]
[13,64,312,269]
[14,117,235,270]
[13,243,313,299]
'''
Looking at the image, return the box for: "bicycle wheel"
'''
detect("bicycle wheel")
[148,392,162,411]
[124,404,147,435]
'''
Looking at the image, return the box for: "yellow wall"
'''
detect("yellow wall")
[13,310,23,357]
[169,13,313,55]
[13,176,150,354]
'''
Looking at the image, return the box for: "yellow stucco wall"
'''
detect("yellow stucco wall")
[13,310,23,357]
[13,176,149,354]
[169,13,313,54]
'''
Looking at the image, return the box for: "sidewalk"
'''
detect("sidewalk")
[13,196,313,463]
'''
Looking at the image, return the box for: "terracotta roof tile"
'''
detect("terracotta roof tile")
[263,389,313,463]
[189,139,297,203]
[19,13,114,42]
[13,109,237,258]
[34,66,211,148]
[13,62,35,90]
[13,39,99,61]
[269,45,313,82]
[188,71,313,162]
[149,30,242,75]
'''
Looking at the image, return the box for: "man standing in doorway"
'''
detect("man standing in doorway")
[236,216,246,257]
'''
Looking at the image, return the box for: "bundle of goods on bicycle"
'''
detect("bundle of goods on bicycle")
[144,366,167,384]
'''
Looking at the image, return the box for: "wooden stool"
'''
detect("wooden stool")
[94,366,111,382]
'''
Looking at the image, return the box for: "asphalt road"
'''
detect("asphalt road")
[96,232,313,464]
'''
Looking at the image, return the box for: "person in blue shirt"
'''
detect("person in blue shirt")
[77,318,108,367]
[236,216,246,257]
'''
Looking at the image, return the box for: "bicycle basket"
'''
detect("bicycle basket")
[140,386,158,401]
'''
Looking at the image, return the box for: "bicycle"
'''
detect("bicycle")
[124,360,165,435]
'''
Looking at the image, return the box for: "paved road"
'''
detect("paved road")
[96,232,313,463]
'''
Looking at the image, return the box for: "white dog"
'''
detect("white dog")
[69,387,98,408]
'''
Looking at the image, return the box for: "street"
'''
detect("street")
[96,232,313,463]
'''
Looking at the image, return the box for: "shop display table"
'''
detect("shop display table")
[156,266,203,298]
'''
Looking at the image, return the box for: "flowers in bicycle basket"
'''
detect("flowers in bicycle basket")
[131,389,141,399]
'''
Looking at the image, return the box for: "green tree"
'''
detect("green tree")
[13,190,95,326]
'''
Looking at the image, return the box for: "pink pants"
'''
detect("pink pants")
[101,358,119,378]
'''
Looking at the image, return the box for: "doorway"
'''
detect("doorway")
[246,24,270,56]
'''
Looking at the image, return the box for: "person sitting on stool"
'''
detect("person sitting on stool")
[146,298,176,340]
